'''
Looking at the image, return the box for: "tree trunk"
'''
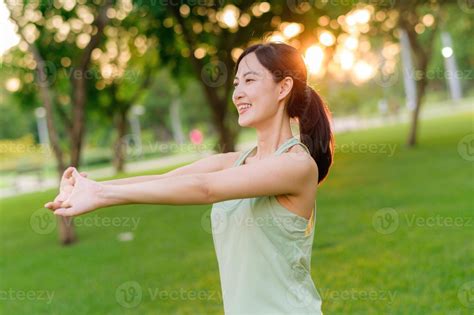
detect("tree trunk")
[30,45,77,245]
[113,109,128,173]
[407,75,427,147]
[56,168,77,245]
[211,101,237,152]
[69,77,86,167]
[169,5,238,153]
[399,9,439,148]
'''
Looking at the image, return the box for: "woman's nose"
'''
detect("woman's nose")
[233,85,244,102]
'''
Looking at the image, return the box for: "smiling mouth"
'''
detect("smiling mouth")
[238,104,252,114]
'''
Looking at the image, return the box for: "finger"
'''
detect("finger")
[54,208,70,216]
[50,200,63,210]
[60,200,72,208]
[71,168,82,180]
[45,200,61,210]
[44,201,58,209]
[62,167,74,179]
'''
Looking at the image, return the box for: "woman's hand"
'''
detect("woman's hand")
[44,167,88,211]
[44,168,104,217]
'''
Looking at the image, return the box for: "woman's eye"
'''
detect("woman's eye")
[246,79,254,83]
[233,82,238,87]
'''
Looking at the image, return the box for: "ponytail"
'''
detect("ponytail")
[298,86,334,185]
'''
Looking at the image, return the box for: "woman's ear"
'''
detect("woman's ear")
[277,76,294,102]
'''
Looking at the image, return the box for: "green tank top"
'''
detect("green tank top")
[211,136,323,314]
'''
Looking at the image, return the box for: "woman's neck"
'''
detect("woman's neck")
[252,121,295,159]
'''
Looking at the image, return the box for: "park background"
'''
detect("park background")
[0,0,472,314]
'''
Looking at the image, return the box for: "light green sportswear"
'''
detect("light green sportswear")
[211,136,323,314]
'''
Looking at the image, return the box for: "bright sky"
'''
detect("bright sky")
[0,0,20,56]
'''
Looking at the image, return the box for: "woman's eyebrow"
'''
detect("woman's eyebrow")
[234,71,259,80]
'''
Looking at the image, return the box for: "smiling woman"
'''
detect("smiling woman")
[45,42,334,314]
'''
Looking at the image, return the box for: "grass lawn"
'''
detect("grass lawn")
[0,112,473,314]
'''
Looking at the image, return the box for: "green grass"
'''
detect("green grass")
[1,112,473,314]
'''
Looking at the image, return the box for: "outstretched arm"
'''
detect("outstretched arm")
[50,152,316,217]
[98,153,231,185]
[45,152,237,210]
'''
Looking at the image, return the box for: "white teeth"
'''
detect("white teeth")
[239,104,252,111]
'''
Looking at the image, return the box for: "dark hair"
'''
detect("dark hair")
[234,42,335,185]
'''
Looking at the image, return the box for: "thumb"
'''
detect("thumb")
[72,168,82,180]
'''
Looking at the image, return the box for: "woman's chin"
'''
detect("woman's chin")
[238,116,252,127]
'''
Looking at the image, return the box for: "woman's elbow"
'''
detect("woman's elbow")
[194,173,213,204]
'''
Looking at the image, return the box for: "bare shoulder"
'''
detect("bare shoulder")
[285,145,318,183]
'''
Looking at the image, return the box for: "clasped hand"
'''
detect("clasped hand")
[44,167,104,217]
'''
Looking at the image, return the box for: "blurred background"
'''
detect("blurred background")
[0,0,472,314]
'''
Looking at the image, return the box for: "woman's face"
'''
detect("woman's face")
[232,53,284,127]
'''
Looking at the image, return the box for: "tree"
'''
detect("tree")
[87,15,159,173]
[371,0,459,146]
[6,0,114,244]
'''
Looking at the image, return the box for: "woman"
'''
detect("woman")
[45,42,334,314]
